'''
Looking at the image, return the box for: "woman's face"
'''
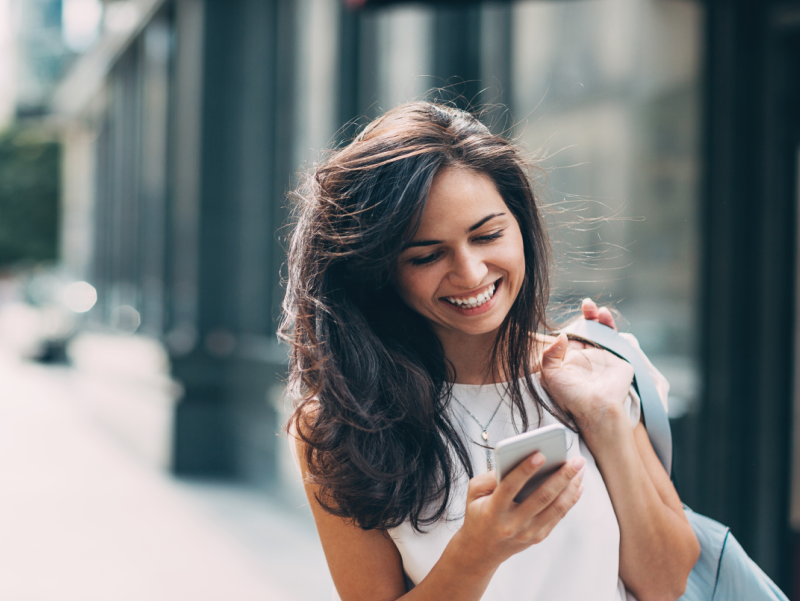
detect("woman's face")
[394,166,526,343]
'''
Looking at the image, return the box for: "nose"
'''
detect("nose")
[448,246,488,290]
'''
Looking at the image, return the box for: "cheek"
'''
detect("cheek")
[497,232,526,273]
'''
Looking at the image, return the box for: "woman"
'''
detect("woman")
[281,102,699,601]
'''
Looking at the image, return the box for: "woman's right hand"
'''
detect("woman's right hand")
[451,453,586,571]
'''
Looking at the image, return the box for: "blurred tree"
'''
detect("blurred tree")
[0,127,60,267]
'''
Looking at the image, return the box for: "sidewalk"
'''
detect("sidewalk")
[0,350,333,601]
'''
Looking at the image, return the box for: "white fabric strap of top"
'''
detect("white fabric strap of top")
[560,319,673,477]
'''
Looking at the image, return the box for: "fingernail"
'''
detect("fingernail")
[531,453,545,467]
[570,457,586,471]
[578,484,585,496]
[577,465,587,480]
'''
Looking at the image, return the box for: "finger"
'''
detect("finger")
[581,298,599,320]
[541,333,569,372]
[517,456,585,516]
[521,470,585,544]
[597,307,617,331]
[467,470,498,501]
[491,452,546,507]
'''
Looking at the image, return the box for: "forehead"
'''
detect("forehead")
[415,167,508,234]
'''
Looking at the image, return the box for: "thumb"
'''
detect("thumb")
[541,333,569,372]
[467,471,498,501]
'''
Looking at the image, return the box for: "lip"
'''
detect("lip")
[439,278,503,316]
[442,280,497,303]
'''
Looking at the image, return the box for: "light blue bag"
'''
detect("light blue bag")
[566,320,789,601]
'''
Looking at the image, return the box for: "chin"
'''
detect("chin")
[442,313,508,337]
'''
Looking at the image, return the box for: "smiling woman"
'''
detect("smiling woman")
[280,102,698,601]
[394,170,525,345]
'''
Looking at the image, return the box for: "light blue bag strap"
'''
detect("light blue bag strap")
[560,321,790,601]
[565,320,789,601]
[561,320,673,476]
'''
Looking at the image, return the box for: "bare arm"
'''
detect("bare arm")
[584,409,699,601]
[541,335,699,601]
[293,425,585,601]
[303,470,494,601]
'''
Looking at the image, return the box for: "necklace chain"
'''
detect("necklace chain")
[452,395,505,472]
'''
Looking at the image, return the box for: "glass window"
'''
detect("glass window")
[510,0,704,418]
[312,0,704,418]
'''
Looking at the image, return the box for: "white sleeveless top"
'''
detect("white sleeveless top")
[317,333,670,601]
[387,375,637,601]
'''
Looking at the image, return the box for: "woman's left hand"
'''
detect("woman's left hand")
[579,297,617,331]
[540,334,634,434]
[547,299,700,599]
[566,298,618,353]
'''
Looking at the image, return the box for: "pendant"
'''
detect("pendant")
[486,448,494,472]
[481,430,489,441]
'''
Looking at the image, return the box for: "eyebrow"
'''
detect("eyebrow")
[404,212,506,249]
[468,212,506,232]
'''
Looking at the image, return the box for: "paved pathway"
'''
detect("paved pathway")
[0,350,333,601]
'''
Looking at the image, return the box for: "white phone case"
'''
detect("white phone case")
[493,424,569,503]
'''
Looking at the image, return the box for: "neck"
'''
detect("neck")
[436,328,553,385]
[435,326,501,385]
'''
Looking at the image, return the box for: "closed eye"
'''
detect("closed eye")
[474,230,505,243]
[408,230,505,266]
[409,251,442,266]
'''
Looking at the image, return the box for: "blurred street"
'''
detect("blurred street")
[0,347,333,601]
[0,0,797,595]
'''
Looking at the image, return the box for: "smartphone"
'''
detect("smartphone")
[493,424,569,503]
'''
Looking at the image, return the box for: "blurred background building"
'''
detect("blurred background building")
[0,0,799,598]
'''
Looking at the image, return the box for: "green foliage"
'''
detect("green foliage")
[0,126,60,268]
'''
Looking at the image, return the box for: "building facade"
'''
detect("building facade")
[52,0,800,592]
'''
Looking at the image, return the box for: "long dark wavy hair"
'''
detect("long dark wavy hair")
[280,101,570,532]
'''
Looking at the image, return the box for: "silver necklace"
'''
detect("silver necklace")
[452,395,505,471]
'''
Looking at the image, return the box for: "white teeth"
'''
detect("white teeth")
[446,282,499,308]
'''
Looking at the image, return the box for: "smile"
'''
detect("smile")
[443,280,498,309]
